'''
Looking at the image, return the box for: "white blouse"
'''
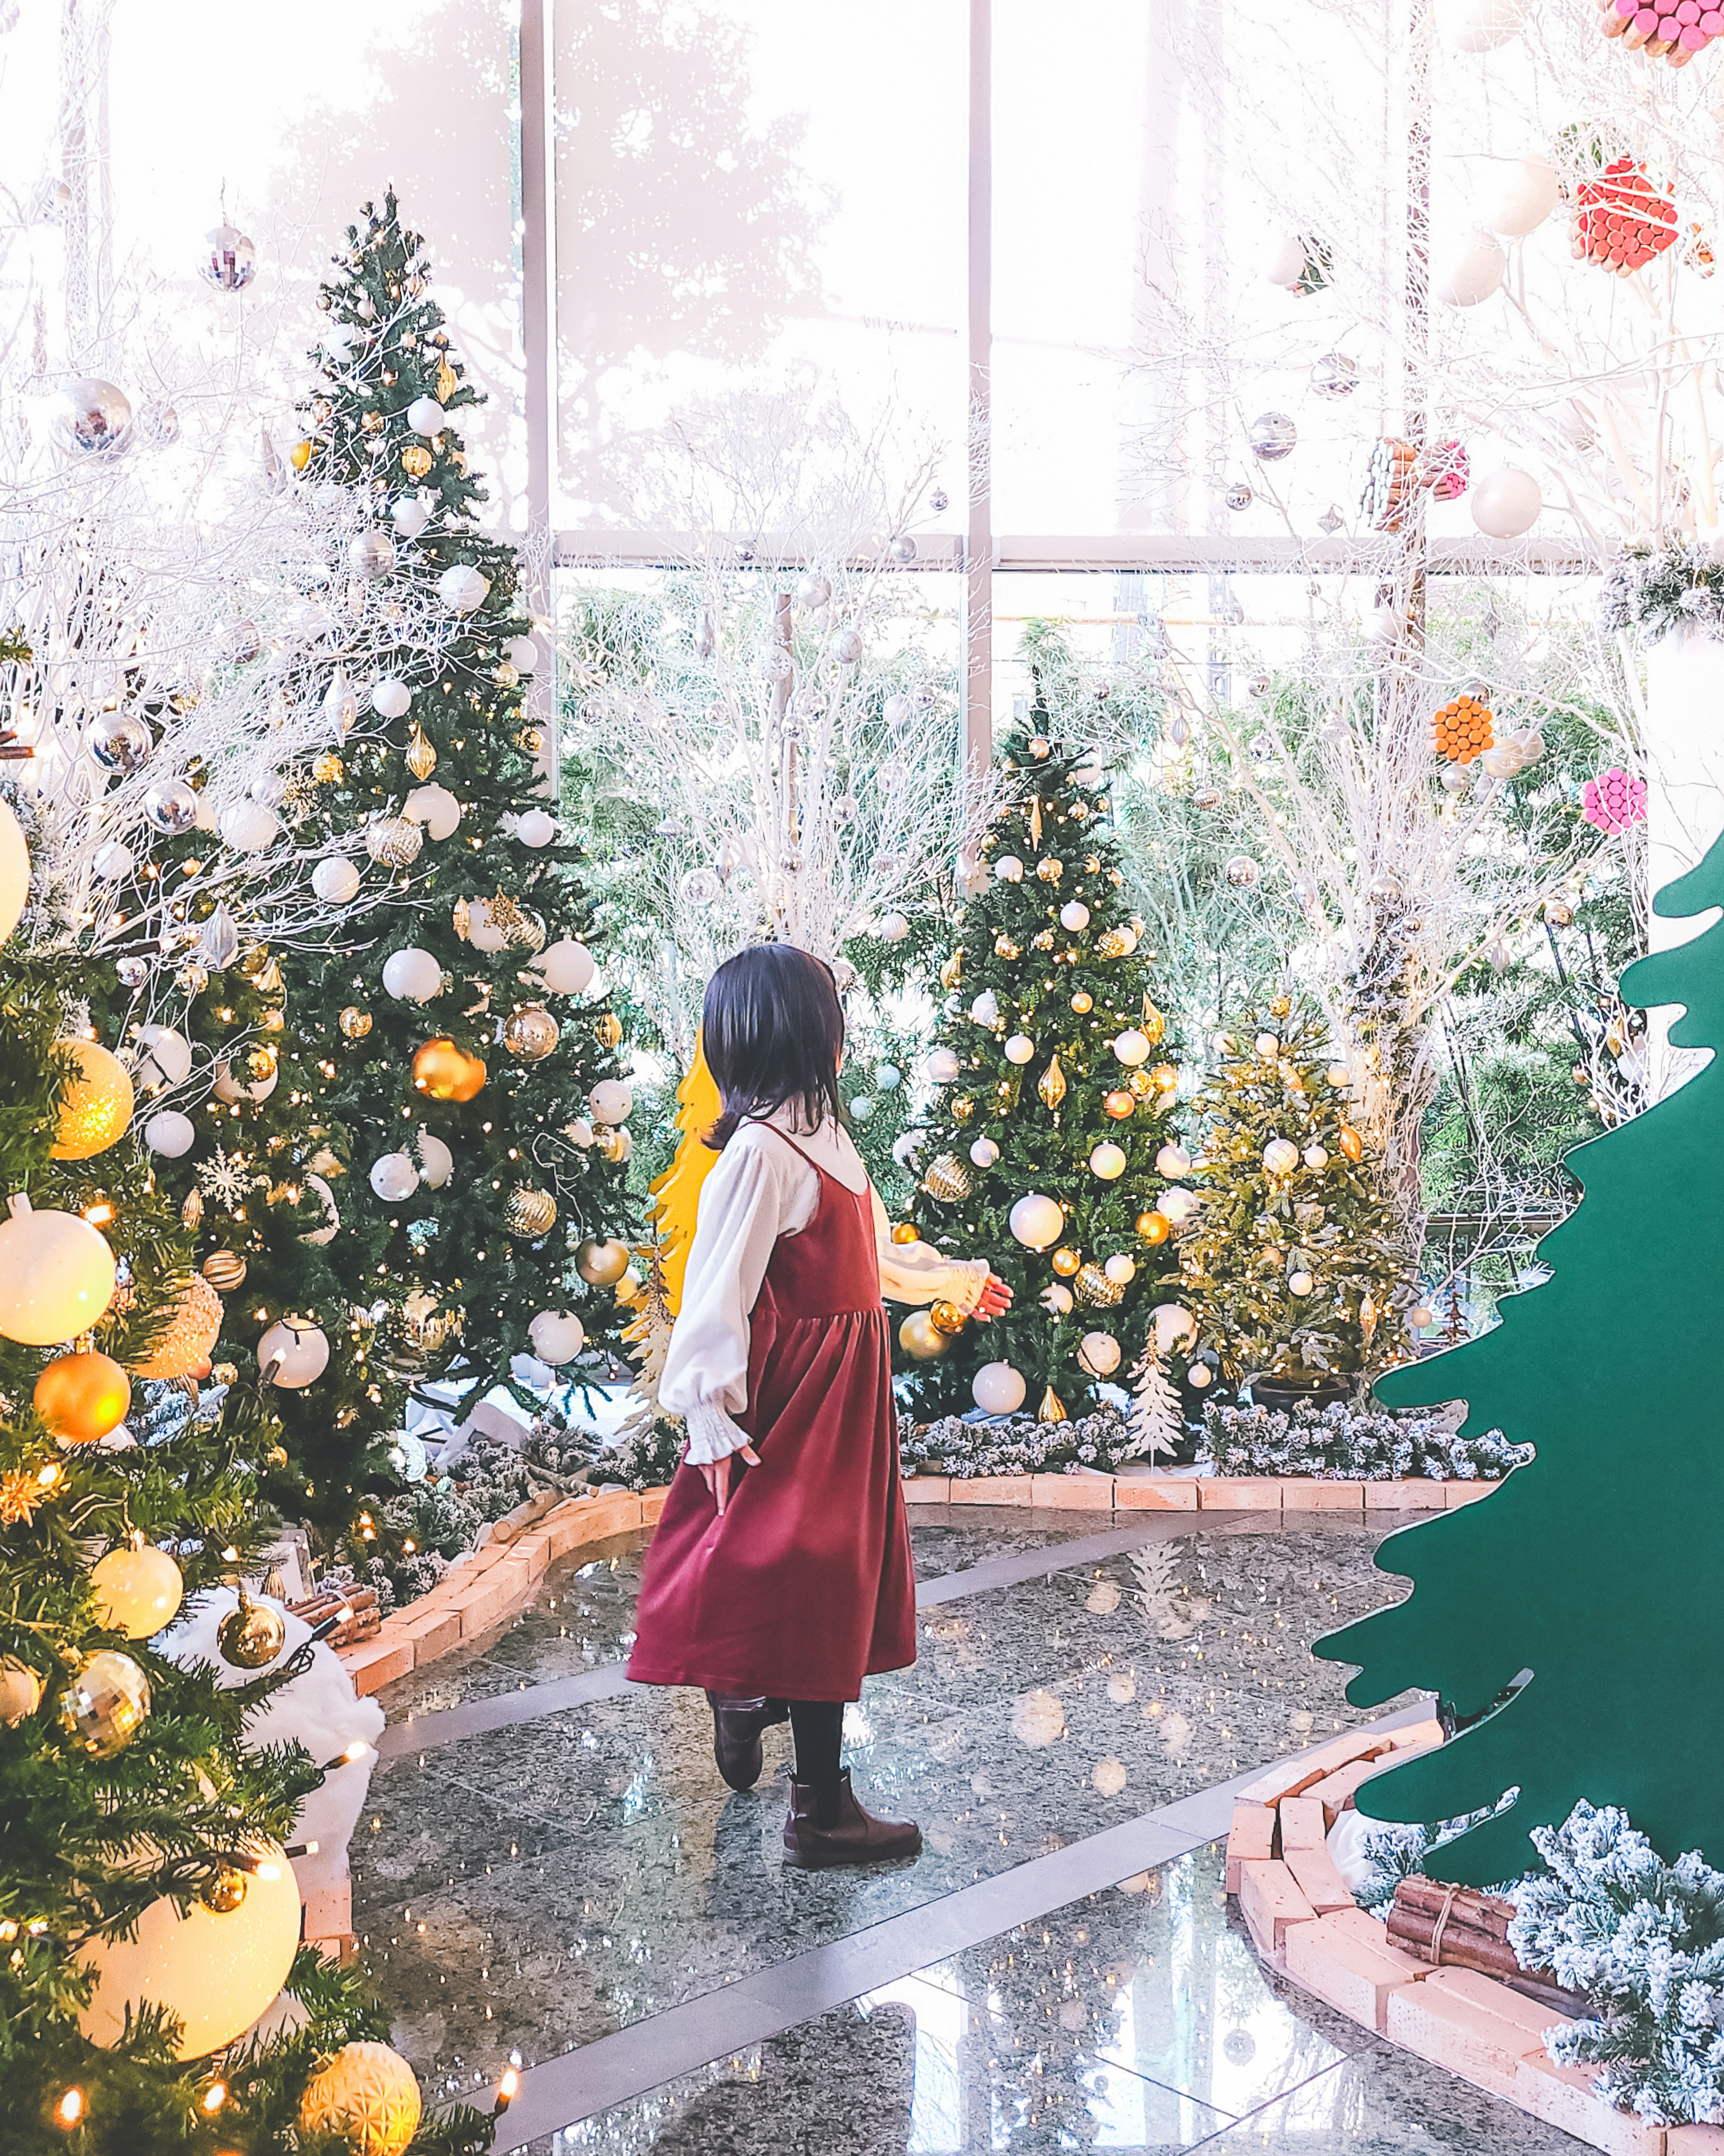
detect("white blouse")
[660,1108,992,1465]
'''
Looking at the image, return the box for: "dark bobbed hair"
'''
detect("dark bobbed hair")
[702,943,845,1150]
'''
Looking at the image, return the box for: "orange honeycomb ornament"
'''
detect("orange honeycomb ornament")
[1432,694,1495,764]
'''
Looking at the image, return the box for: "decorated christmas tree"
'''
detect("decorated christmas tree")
[1318,835,1724,1886]
[1181,1001,1411,1395]
[278,194,636,1417]
[902,707,1185,1421]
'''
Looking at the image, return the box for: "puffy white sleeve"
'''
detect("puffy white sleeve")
[659,1135,800,1465]
[871,1183,991,1310]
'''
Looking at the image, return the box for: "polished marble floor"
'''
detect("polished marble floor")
[355,1507,1588,2152]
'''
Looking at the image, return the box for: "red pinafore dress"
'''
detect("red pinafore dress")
[627,1129,918,1703]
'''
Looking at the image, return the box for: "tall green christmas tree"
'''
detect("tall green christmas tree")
[903,709,1184,1420]
[280,194,636,1418]
[1319,836,1724,1885]
[1181,1001,1409,1393]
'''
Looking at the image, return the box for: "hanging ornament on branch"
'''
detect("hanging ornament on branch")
[1573,159,1679,273]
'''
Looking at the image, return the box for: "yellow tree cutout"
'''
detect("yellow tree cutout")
[649,1032,721,1316]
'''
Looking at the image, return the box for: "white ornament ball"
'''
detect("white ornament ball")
[1155,1143,1191,1179]
[414,1130,453,1189]
[0,799,27,943]
[347,529,396,580]
[1327,1063,1351,1089]
[926,1047,961,1084]
[258,1320,330,1389]
[1255,1032,1280,1059]
[213,1057,277,1107]
[972,1361,1027,1416]
[76,1842,299,2058]
[1157,1186,1199,1225]
[1437,0,1528,50]
[535,939,596,995]
[382,947,442,1003]
[1475,157,1559,238]
[1289,1270,1315,1296]
[1078,1330,1121,1377]
[529,1310,586,1365]
[1107,927,1138,957]
[1431,229,1505,307]
[1262,231,1310,288]
[1060,901,1091,932]
[1103,1254,1136,1285]
[1003,1035,1035,1066]
[827,626,864,665]
[1149,1302,1198,1356]
[505,635,539,674]
[1112,1029,1152,1067]
[1089,1141,1128,1181]
[312,855,361,906]
[144,1110,195,1159]
[1263,1138,1301,1175]
[1013,1688,1066,1749]
[464,899,509,953]
[370,677,412,720]
[1472,466,1542,539]
[369,1152,419,1203]
[437,564,490,615]
[515,807,557,848]
[301,1174,340,1247]
[90,1544,184,1640]
[994,855,1024,883]
[92,841,134,882]
[878,911,910,943]
[1410,1303,1435,1329]
[1041,1283,1073,1317]
[406,395,445,436]
[1009,1192,1064,1250]
[588,1080,633,1125]
[1189,1363,1213,1390]
[134,1025,193,1089]
[219,801,279,853]
[969,989,1000,1027]
[391,496,431,539]
[1304,1143,1330,1170]
[405,784,461,840]
[969,1137,1000,1168]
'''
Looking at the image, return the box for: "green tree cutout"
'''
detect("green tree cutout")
[1317,835,1724,1884]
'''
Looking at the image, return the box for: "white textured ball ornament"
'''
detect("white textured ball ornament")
[1009,1192,1064,1250]
[1078,1331,1121,1377]
[90,1544,184,1640]
[1431,229,1505,307]
[391,495,431,539]
[535,939,596,995]
[298,2041,422,2156]
[1303,1142,1330,1170]
[437,564,490,615]
[135,1025,193,1090]
[405,784,462,840]
[993,854,1024,883]
[588,1080,633,1125]
[219,801,279,853]
[1155,1143,1191,1179]
[1104,1254,1137,1286]
[413,1131,453,1189]
[1089,1141,1128,1181]
[1003,1035,1035,1066]
[92,840,134,882]
[969,1137,1000,1168]
[505,635,539,674]
[1157,1186,1199,1226]
[1262,1138,1301,1175]
[1041,1282,1073,1317]
[529,1311,586,1365]
[1472,466,1542,539]
[1262,231,1310,288]
[76,1842,300,2059]
[1255,1033,1280,1059]
[972,1361,1027,1416]
[1112,1029,1152,1067]
[878,911,910,943]
[370,676,412,719]
[969,989,1000,1027]
[1475,157,1558,238]
[1289,1270,1315,1296]
[258,1320,330,1389]
[827,626,864,665]
[515,807,557,848]
[1059,901,1091,932]
[369,1152,419,1203]
[144,1110,195,1159]
[406,395,445,436]
[312,855,362,906]
[926,1047,961,1084]
[382,947,442,1003]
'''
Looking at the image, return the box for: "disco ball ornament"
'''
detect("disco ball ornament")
[88,713,152,774]
[348,528,396,579]
[143,781,197,835]
[136,401,180,449]
[1225,482,1253,511]
[58,1649,150,1756]
[1311,353,1359,399]
[115,956,148,990]
[200,225,256,291]
[54,378,132,455]
[680,867,722,907]
[1248,412,1297,461]
[1224,855,1262,888]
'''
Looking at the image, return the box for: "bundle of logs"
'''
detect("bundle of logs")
[287,1583,382,1648]
[1388,1876,1586,2016]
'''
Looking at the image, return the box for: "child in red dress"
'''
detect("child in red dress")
[628,945,1011,1866]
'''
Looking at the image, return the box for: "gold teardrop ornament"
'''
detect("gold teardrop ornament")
[1038,1386,1068,1423]
[406,725,437,780]
[1038,1055,1067,1111]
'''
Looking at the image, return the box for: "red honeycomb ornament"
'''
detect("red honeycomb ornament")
[1573,159,1679,276]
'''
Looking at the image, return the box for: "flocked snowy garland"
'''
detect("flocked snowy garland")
[1199,1398,1530,1480]
[1600,539,1724,643]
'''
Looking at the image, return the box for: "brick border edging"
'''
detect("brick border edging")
[902,1471,1500,1513]
[1228,1737,1722,2156]
[334,1486,672,1699]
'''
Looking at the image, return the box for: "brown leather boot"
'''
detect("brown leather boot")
[706,1692,789,1792]
[782,1770,922,1868]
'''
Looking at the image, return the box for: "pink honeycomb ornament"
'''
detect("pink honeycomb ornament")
[1582,766,1648,834]
[1601,0,1724,65]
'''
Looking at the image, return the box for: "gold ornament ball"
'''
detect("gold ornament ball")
[503,1003,560,1061]
[1035,857,1063,882]
[928,1299,969,1337]
[129,1274,224,1381]
[34,1349,130,1442]
[50,1039,136,1160]
[1125,1069,1155,1100]
[202,1249,248,1292]
[596,1011,624,1050]
[505,1185,559,1238]
[1103,1090,1135,1120]
[1050,1245,1082,1278]
[312,751,344,783]
[1136,1210,1172,1246]
[898,1309,950,1360]
[1070,991,1093,1014]
[1149,1063,1179,1091]
[1270,993,1293,1018]
[400,444,433,480]
[950,1095,975,1123]
[299,2041,423,2156]
[922,1151,972,1202]
[199,1866,248,1914]
[59,1648,151,1756]
[365,815,423,869]
[91,1543,184,1640]
[1027,735,1052,759]
[994,935,1020,960]
[217,1590,287,1671]
[575,1236,630,1285]
[340,1005,374,1040]
[412,1036,487,1102]
[1338,1123,1365,1162]
[890,1223,921,1245]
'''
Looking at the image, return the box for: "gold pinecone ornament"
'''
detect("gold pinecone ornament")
[504,1186,558,1238]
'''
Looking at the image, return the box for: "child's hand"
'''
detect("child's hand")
[973,1272,1013,1320]
[698,1444,761,1516]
